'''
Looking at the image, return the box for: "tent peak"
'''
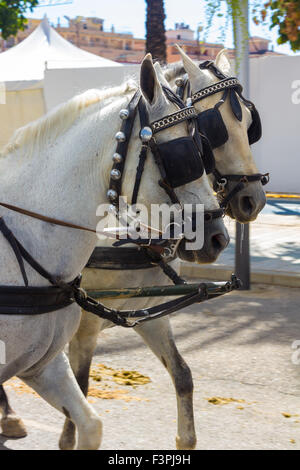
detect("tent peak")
[40,15,51,43]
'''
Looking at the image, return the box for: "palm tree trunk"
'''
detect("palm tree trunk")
[145,0,167,64]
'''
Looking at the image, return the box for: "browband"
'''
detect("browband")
[151,107,197,134]
[192,78,242,104]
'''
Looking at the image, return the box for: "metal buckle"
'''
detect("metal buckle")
[217,177,228,192]
[261,173,270,185]
[161,236,183,261]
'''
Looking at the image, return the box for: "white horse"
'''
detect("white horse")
[56,51,268,450]
[169,47,267,222]
[0,54,227,450]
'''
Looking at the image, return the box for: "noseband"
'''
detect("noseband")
[175,61,269,208]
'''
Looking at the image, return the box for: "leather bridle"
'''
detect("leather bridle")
[106,85,224,259]
[0,80,241,325]
[175,61,269,209]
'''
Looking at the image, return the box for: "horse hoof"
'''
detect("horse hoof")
[1,416,27,438]
[176,435,197,450]
[59,434,76,451]
[59,420,76,450]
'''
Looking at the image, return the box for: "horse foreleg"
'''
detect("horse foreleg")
[0,384,27,438]
[59,311,103,450]
[19,351,102,450]
[135,317,196,450]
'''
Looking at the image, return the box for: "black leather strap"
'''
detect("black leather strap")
[109,91,141,208]
[0,284,77,315]
[86,247,155,270]
[0,217,81,314]
[131,98,150,205]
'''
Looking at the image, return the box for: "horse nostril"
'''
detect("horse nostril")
[241,196,255,216]
[211,233,229,252]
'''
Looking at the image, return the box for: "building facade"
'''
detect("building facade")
[2,17,281,63]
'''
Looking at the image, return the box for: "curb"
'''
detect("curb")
[180,263,300,288]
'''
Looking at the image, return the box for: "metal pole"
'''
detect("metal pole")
[86,276,240,300]
[234,0,251,290]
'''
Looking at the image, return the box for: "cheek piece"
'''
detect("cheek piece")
[175,61,269,208]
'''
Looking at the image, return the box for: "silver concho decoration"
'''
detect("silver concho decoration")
[115,131,126,143]
[113,153,123,164]
[110,169,121,181]
[108,204,117,214]
[119,109,129,120]
[107,189,118,201]
[140,127,153,143]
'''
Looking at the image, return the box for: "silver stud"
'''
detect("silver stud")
[110,169,121,181]
[119,109,129,120]
[107,189,118,201]
[186,97,193,107]
[108,204,117,214]
[140,127,153,143]
[175,77,184,87]
[115,131,126,143]
[113,153,123,164]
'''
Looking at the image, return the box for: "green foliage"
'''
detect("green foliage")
[204,0,300,52]
[0,0,39,40]
[264,0,300,51]
[204,0,249,44]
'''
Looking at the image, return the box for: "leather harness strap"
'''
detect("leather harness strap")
[0,202,97,234]
[0,215,240,326]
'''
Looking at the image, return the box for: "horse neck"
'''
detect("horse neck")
[0,97,129,284]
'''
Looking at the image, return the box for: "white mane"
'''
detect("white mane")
[1,80,138,158]
[163,61,186,83]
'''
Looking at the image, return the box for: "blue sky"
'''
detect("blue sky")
[27,0,298,55]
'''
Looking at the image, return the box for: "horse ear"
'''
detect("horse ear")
[215,49,232,76]
[140,53,163,105]
[175,44,199,80]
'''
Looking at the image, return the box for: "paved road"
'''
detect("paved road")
[217,198,300,274]
[1,284,300,450]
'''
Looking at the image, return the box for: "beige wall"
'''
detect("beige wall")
[0,88,45,150]
[43,65,140,111]
[250,55,300,194]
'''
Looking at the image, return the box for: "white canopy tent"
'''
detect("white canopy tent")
[0,16,122,148]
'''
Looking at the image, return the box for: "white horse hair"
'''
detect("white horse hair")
[57,51,267,450]
[0,54,225,450]
[168,47,267,222]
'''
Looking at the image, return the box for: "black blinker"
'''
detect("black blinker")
[248,106,262,145]
[157,137,204,188]
[197,108,229,149]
